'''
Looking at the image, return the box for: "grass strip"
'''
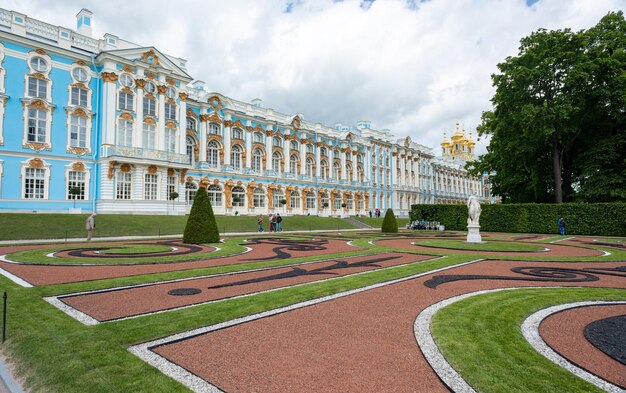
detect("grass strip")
[99,245,173,255]
[413,239,546,252]
[432,287,626,393]
[1,253,472,392]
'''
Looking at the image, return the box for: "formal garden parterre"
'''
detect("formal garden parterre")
[0,230,624,392]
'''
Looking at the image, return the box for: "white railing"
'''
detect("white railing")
[101,145,189,164]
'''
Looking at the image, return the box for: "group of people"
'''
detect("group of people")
[257,213,283,232]
[368,209,381,218]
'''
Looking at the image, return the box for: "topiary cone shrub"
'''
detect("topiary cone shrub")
[381,208,398,233]
[205,192,220,243]
[183,187,219,244]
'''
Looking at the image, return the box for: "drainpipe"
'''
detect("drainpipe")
[90,53,100,213]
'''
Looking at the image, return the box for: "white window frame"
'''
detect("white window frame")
[143,123,156,150]
[252,148,263,172]
[272,151,281,172]
[232,186,245,207]
[185,181,197,205]
[68,114,89,148]
[231,145,242,170]
[231,128,243,140]
[207,185,222,207]
[273,190,284,208]
[65,165,91,201]
[253,188,265,207]
[20,159,51,200]
[207,140,220,167]
[144,173,159,200]
[165,127,177,153]
[290,191,300,209]
[118,91,134,111]
[143,96,157,117]
[209,123,220,135]
[117,118,133,147]
[115,171,132,200]
[165,102,176,120]
[306,192,315,209]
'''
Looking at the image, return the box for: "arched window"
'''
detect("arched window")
[306,158,314,177]
[186,117,196,131]
[231,145,242,170]
[357,166,364,182]
[272,151,282,172]
[209,123,220,135]
[333,162,340,179]
[357,195,364,210]
[333,195,342,210]
[321,160,328,180]
[232,128,243,139]
[306,144,314,154]
[290,140,298,151]
[254,132,264,143]
[232,186,245,207]
[290,154,298,174]
[320,147,327,157]
[346,152,351,161]
[207,184,222,207]
[333,150,340,160]
[273,136,282,147]
[346,194,353,209]
[290,191,300,208]
[273,189,284,207]
[306,192,315,209]
[321,192,329,208]
[185,182,197,205]
[346,164,353,181]
[252,148,263,172]
[253,188,265,207]
[186,136,196,164]
[207,140,220,167]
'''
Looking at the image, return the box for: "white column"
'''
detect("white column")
[103,76,117,145]
[245,133,252,169]
[265,128,272,172]
[300,142,306,175]
[390,152,396,186]
[315,145,321,178]
[133,86,144,148]
[352,154,358,182]
[340,150,347,180]
[199,118,207,162]
[283,136,290,173]
[156,89,166,151]
[0,99,5,145]
[177,96,186,155]
[223,114,232,166]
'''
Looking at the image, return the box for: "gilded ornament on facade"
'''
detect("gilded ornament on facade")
[166,98,176,105]
[72,108,88,118]
[121,65,133,73]
[34,48,46,55]
[72,162,85,171]
[208,95,222,111]
[186,108,197,118]
[206,112,221,123]
[72,82,87,89]
[178,93,188,102]
[28,158,44,169]
[166,78,175,86]
[157,85,167,94]
[145,93,156,100]
[145,71,155,80]
[141,50,161,67]
[101,72,118,83]
[148,165,158,174]
[23,142,50,152]
[180,169,188,183]
[31,72,48,79]
[27,100,49,111]
[135,79,146,89]
[107,161,117,179]
[165,121,177,129]
[291,115,301,131]
[120,163,131,173]
[67,146,89,156]
[120,87,133,94]
[143,117,156,125]
[120,112,133,120]
[199,176,210,188]
[167,168,175,177]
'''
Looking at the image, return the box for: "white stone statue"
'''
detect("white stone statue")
[467,194,481,226]
[466,195,482,243]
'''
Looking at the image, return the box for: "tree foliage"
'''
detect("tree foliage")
[183,186,219,244]
[470,12,626,203]
[381,208,398,233]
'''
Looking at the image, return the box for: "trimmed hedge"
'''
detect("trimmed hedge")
[381,208,398,233]
[410,203,626,236]
[183,187,219,244]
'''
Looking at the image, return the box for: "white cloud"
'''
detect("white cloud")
[4,0,625,154]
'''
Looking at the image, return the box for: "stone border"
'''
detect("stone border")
[128,258,483,393]
[0,264,33,288]
[410,241,550,253]
[522,300,626,393]
[46,251,399,325]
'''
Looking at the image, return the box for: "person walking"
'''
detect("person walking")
[558,217,566,236]
[258,215,264,232]
[85,213,96,241]
[269,214,275,233]
[369,210,372,218]
[276,213,283,232]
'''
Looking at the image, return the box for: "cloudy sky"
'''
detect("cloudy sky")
[5,0,625,154]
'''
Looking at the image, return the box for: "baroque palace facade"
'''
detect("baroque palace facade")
[0,8,491,216]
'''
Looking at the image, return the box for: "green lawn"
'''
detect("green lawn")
[353,216,410,228]
[432,287,626,392]
[413,239,547,252]
[0,214,356,241]
[99,244,172,254]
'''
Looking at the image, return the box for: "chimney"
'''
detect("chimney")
[76,9,93,37]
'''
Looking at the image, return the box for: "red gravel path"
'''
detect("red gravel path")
[153,260,626,392]
[0,239,359,286]
[374,238,604,257]
[540,304,626,388]
[61,252,432,322]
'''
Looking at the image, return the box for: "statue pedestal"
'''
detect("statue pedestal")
[466,224,482,243]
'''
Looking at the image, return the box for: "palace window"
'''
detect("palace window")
[306,192,315,209]
[231,128,243,140]
[165,103,176,120]
[252,148,263,172]
[320,147,327,157]
[144,173,158,200]
[290,191,300,209]
[67,171,86,200]
[71,67,88,82]
[27,108,47,143]
[346,152,351,161]
[254,132,264,143]
[117,119,133,147]
[207,141,219,167]
[116,172,132,200]
[333,196,341,210]
[357,166,364,182]
[333,162,340,179]
[346,164,353,181]
[357,195,363,210]
[320,160,328,180]
[118,91,134,111]
[273,136,282,147]
[186,117,196,131]
[306,158,314,177]
[70,86,88,107]
[290,140,298,151]
[69,115,88,148]
[232,186,245,207]
[186,136,196,164]
[166,87,176,99]
[30,57,47,72]
[119,74,133,88]
[144,81,156,93]
[209,123,220,135]
[208,185,222,207]
[290,154,298,174]
[321,193,329,208]
[28,77,48,99]
[185,182,197,205]
[165,127,176,153]
[231,145,242,170]
[272,152,281,172]
[167,175,177,198]
[143,97,156,117]
[273,190,284,208]
[306,144,314,154]
[346,194,353,209]
[24,167,45,199]
[143,123,156,150]
[253,188,265,207]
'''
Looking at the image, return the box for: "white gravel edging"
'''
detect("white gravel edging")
[129,258,484,393]
[521,300,626,393]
